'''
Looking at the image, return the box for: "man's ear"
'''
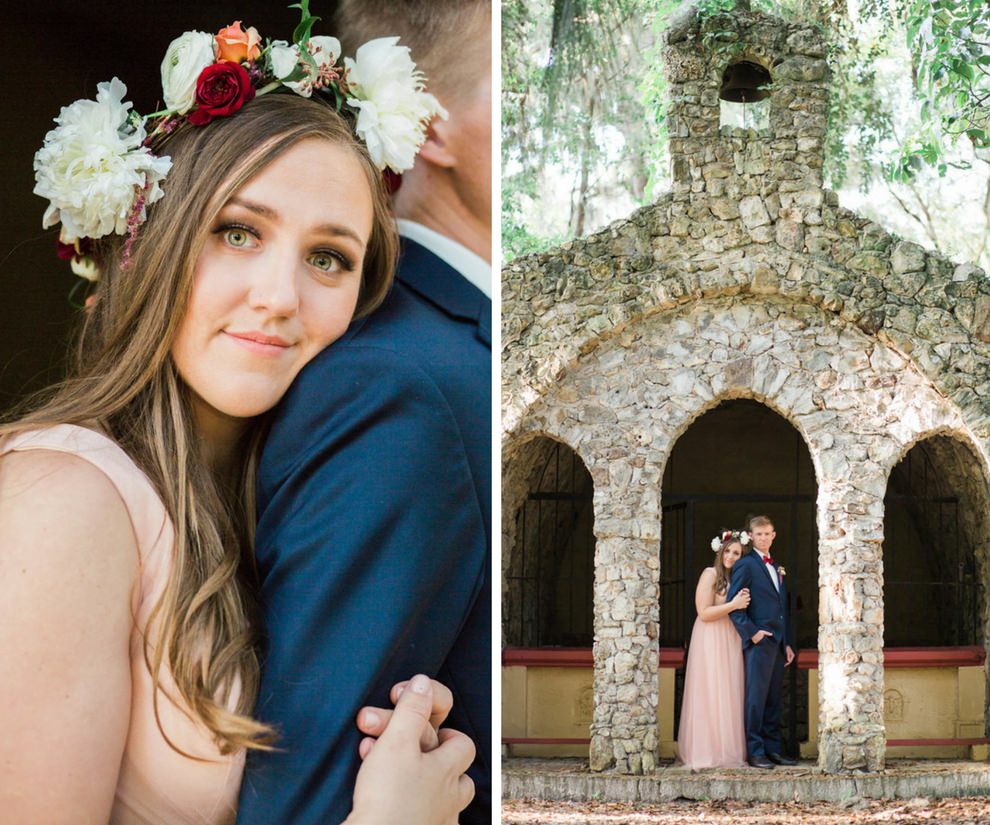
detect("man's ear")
[417,116,458,169]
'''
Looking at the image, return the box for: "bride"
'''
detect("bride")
[0,10,472,824]
[676,530,751,769]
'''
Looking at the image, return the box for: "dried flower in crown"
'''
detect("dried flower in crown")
[34,1,445,285]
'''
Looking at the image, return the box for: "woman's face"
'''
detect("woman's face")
[171,137,373,435]
[722,541,743,569]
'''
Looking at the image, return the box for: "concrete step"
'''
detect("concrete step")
[503,758,990,803]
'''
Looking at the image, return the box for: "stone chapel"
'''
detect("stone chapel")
[502,5,990,774]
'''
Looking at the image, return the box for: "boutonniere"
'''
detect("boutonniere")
[777,566,787,578]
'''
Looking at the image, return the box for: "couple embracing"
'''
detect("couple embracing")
[677,515,797,770]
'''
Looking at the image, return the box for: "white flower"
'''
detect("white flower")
[740,531,751,545]
[711,537,722,552]
[309,36,341,67]
[270,36,342,98]
[33,78,172,240]
[161,31,216,114]
[70,256,100,282]
[345,36,447,172]
[269,40,301,83]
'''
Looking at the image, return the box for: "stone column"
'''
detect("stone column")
[816,462,887,771]
[589,480,660,774]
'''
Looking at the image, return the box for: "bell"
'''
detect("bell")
[720,61,771,103]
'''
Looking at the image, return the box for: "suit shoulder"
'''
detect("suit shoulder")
[339,281,446,351]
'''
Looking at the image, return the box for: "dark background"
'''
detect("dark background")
[1,3,331,410]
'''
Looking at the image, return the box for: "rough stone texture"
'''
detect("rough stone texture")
[502,5,990,776]
[503,758,990,803]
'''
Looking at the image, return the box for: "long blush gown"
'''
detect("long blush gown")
[676,579,747,769]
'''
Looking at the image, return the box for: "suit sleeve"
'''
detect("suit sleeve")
[726,557,758,646]
[236,343,486,825]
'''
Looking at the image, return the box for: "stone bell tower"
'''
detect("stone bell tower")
[662,4,830,254]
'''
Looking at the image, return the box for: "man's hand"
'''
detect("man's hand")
[785,645,795,666]
[356,678,454,758]
[751,629,773,645]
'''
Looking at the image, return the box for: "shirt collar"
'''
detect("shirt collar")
[396,219,491,299]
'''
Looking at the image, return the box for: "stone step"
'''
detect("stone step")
[503,758,990,804]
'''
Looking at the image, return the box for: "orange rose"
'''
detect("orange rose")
[215,21,261,63]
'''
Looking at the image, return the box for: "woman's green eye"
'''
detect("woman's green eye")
[225,229,250,247]
[310,253,339,272]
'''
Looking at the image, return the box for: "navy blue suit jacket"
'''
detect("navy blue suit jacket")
[726,551,794,650]
[237,239,491,825]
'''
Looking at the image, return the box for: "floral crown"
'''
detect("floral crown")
[710,530,750,553]
[33,1,445,283]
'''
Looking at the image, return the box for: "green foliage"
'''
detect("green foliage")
[891,0,990,178]
[502,0,990,262]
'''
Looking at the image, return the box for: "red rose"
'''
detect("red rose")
[188,62,256,126]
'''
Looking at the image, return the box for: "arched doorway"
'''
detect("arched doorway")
[661,399,818,753]
[882,434,989,753]
[504,436,595,648]
[502,436,596,756]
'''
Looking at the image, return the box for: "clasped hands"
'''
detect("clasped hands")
[343,675,475,825]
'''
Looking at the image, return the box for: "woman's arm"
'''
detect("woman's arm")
[0,450,137,823]
[695,568,749,622]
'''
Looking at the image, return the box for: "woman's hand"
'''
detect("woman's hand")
[752,629,774,645]
[345,674,475,825]
[356,678,453,757]
[731,587,751,610]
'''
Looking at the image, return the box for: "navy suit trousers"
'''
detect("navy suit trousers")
[743,638,786,758]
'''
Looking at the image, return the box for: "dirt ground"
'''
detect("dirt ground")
[502,796,990,824]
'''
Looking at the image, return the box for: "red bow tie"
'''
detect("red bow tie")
[762,554,774,565]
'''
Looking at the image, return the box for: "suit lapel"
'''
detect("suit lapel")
[396,238,492,349]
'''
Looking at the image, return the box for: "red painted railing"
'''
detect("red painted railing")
[502,646,987,669]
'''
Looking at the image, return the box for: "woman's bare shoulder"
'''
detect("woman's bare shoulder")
[699,566,716,581]
[0,449,139,577]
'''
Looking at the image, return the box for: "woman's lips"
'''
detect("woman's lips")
[223,330,294,356]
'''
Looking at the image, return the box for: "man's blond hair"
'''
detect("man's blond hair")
[748,514,775,530]
[333,0,491,105]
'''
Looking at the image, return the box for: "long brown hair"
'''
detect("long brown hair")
[713,538,742,596]
[7,93,398,753]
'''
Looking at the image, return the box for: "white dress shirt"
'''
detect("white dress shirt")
[757,551,780,590]
[396,219,492,298]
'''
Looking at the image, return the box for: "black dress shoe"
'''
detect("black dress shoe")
[747,755,775,768]
[767,752,797,766]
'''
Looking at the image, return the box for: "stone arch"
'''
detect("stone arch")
[514,291,974,773]
[880,429,990,735]
[660,397,820,748]
[502,433,596,649]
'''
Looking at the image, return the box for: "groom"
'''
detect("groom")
[237,2,492,823]
[727,514,796,769]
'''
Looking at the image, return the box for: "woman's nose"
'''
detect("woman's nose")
[248,250,300,316]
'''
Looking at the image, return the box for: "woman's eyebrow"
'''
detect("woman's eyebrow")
[228,196,278,219]
[226,198,365,245]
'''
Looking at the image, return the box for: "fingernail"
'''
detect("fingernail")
[363,709,380,727]
[410,674,430,694]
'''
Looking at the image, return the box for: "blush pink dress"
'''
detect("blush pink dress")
[2,425,244,825]
[676,573,747,769]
